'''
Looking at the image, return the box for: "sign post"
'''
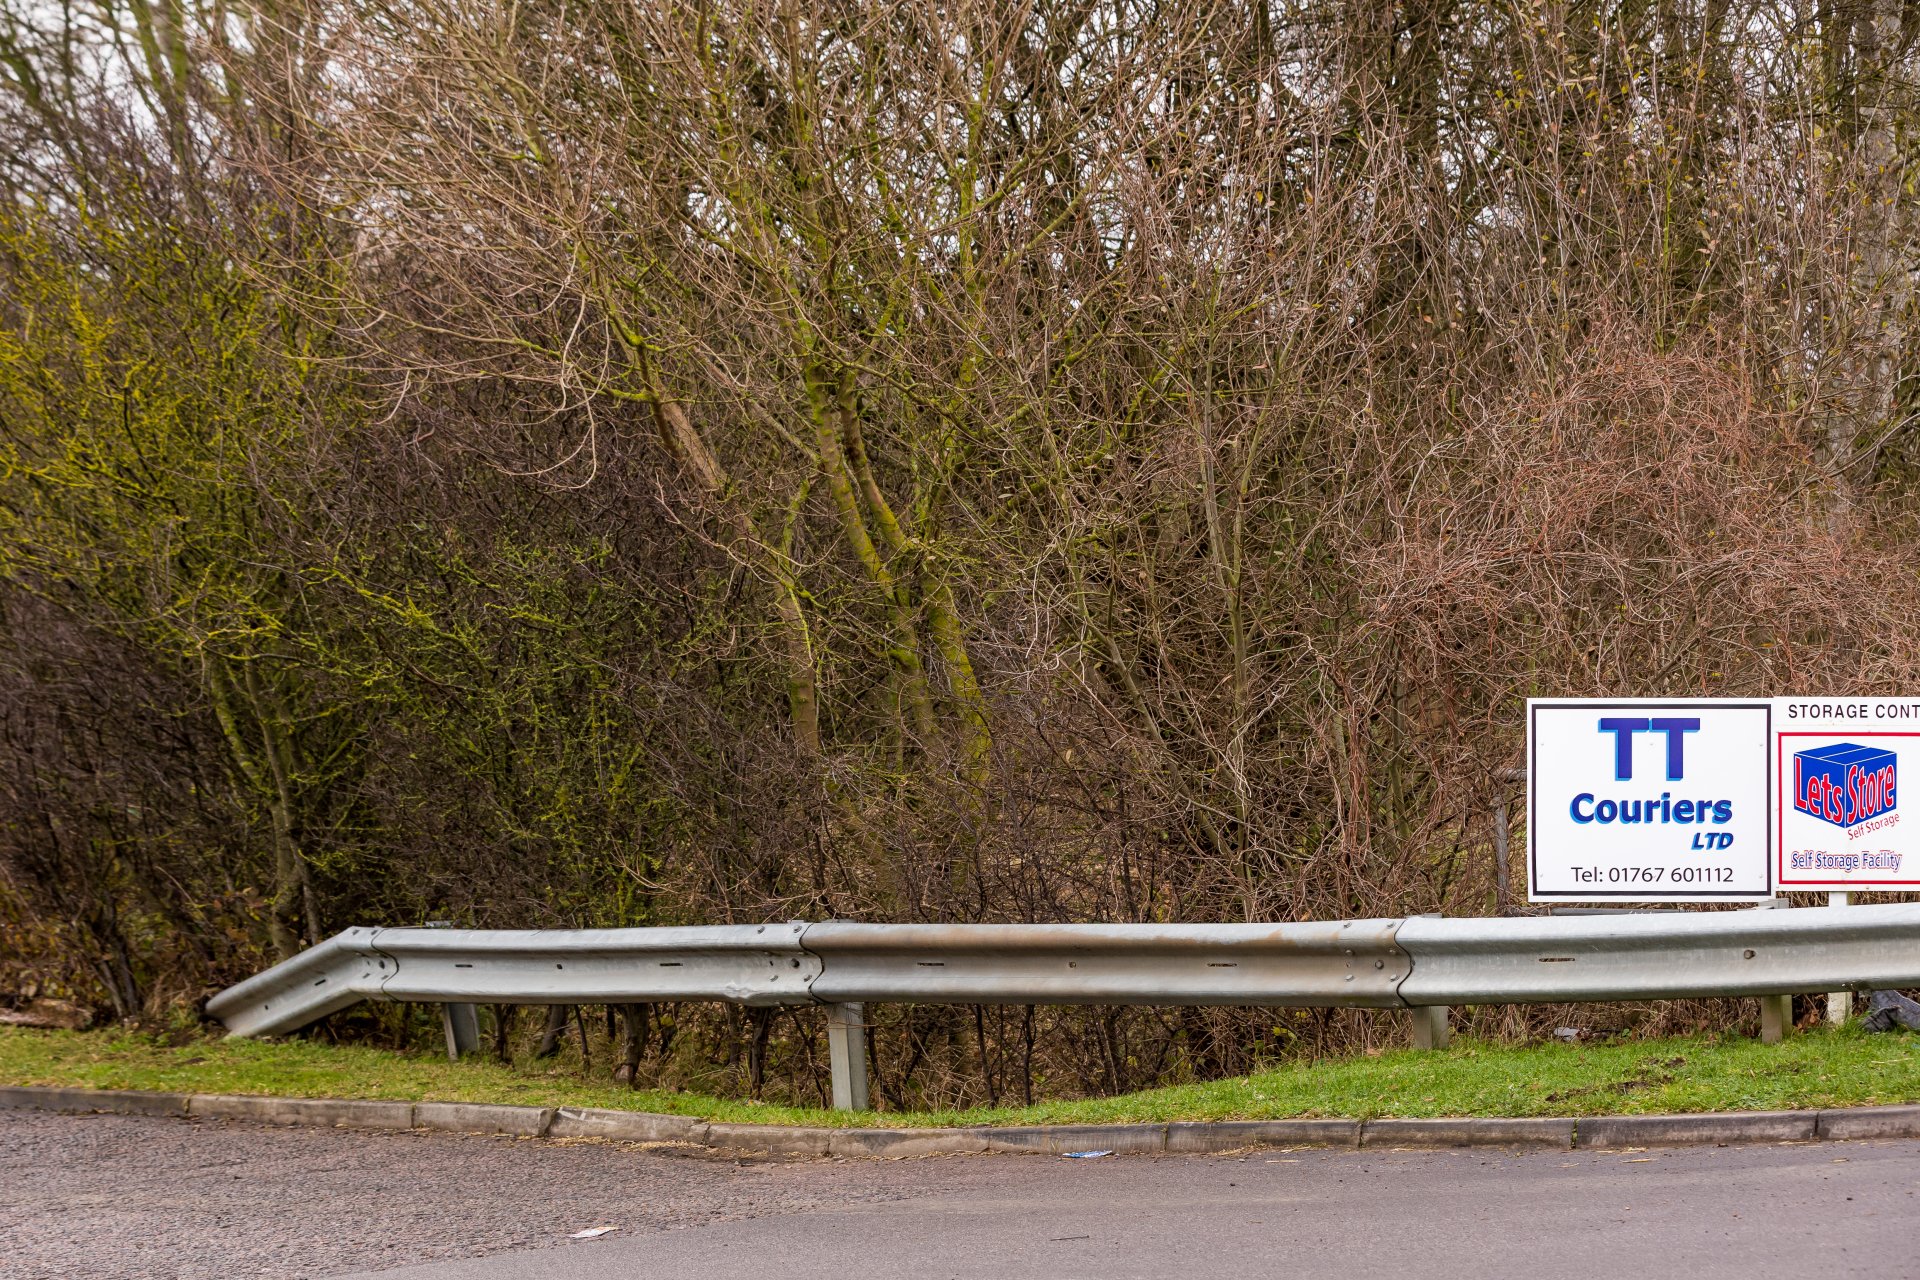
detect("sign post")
[1528,700,1773,903]
[1827,891,1852,1023]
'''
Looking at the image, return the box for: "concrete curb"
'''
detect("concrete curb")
[984,1123,1169,1155]
[548,1106,709,1145]
[0,1086,189,1118]
[1817,1103,1920,1141]
[5,1085,1920,1156]
[703,1122,832,1157]
[188,1093,415,1130]
[1362,1116,1576,1148]
[1167,1119,1360,1151]
[829,1127,991,1157]
[1576,1110,1818,1149]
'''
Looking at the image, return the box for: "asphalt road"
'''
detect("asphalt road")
[5,1110,1917,1280]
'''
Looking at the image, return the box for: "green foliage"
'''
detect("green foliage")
[0,195,307,653]
[6,0,1920,1111]
[6,1023,1917,1127]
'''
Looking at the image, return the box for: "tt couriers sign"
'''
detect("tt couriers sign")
[1776,698,1920,891]
[1528,699,1773,902]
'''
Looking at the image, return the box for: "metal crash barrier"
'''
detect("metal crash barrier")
[207,904,1920,1109]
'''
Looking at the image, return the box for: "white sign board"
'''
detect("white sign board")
[1775,698,1920,891]
[1528,699,1773,902]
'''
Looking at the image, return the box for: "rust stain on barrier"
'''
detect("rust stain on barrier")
[800,921,1412,1007]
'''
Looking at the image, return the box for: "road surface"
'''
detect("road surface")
[3,1109,1912,1279]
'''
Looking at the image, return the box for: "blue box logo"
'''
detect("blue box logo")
[1792,742,1897,828]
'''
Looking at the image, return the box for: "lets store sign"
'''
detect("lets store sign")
[1776,699,1920,891]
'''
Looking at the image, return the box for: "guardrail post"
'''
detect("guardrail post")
[826,1002,869,1111]
[1827,892,1854,1024]
[441,1003,480,1061]
[1759,994,1792,1044]
[1411,1005,1450,1050]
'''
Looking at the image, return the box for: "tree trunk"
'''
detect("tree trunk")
[533,1004,570,1059]
[491,1004,517,1063]
[616,1003,650,1086]
[746,1006,774,1097]
[1829,0,1910,514]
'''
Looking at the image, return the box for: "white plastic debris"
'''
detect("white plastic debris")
[568,1227,620,1239]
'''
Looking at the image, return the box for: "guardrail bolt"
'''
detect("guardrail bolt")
[826,1002,870,1111]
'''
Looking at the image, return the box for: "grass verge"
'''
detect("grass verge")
[3,1025,1916,1129]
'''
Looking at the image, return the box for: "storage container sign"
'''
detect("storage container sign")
[1776,699,1920,891]
[1528,699,1773,902]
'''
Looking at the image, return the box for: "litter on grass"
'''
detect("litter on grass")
[1061,1150,1113,1159]
[1864,989,1920,1033]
